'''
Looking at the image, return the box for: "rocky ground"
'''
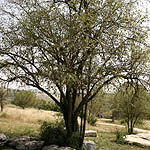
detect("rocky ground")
[0,134,96,150]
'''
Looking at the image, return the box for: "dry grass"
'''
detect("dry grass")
[1,104,58,124]
[135,120,150,130]
[0,104,60,137]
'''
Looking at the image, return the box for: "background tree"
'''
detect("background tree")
[0,0,149,148]
[13,90,37,109]
[113,83,150,134]
[0,87,7,112]
[87,91,105,119]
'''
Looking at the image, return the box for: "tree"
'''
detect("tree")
[113,83,150,134]
[13,90,37,109]
[0,0,149,148]
[0,87,6,112]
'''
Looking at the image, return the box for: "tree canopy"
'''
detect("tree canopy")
[0,0,150,148]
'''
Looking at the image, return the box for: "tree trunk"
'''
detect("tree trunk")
[63,110,81,149]
[127,121,130,134]
[0,98,3,112]
[61,88,88,149]
[63,110,79,135]
[128,120,133,134]
[130,121,134,134]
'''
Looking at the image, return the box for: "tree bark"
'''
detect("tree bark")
[0,98,3,112]
[63,110,79,135]
[62,100,82,150]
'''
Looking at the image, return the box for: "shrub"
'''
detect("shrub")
[40,121,66,146]
[87,115,97,126]
[66,132,82,150]
[115,130,127,144]
[120,119,125,125]
[35,99,47,110]
[40,121,82,149]
[55,115,65,127]
[36,100,61,112]
[49,102,61,112]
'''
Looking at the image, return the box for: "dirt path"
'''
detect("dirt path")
[96,120,150,133]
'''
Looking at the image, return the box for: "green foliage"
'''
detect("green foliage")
[87,91,105,117]
[66,132,82,150]
[35,99,48,110]
[113,83,150,134]
[36,99,61,112]
[47,102,61,112]
[40,120,82,149]
[115,130,127,145]
[87,115,97,126]
[13,90,37,109]
[40,121,66,146]
[87,91,115,119]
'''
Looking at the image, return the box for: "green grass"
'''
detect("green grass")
[85,124,149,150]
[95,132,147,150]
[0,121,40,137]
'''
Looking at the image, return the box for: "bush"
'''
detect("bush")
[87,115,97,126]
[40,121,66,146]
[36,100,61,112]
[49,102,61,112]
[66,132,82,150]
[115,130,127,144]
[40,121,82,149]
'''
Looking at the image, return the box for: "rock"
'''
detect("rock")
[82,141,96,150]
[6,136,44,150]
[42,145,75,150]
[42,145,59,150]
[85,130,97,137]
[125,133,150,147]
[0,133,7,145]
[4,135,96,150]
[0,133,7,142]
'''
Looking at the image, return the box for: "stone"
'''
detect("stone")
[4,135,96,150]
[58,147,75,150]
[42,145,59,150]
[85,130,97,137]
[125,133,150,147]
[0,133,7,145]
[42,145,75,150]
[6,136,44,150]
[0,133,7,142]
[82,141,96,150]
